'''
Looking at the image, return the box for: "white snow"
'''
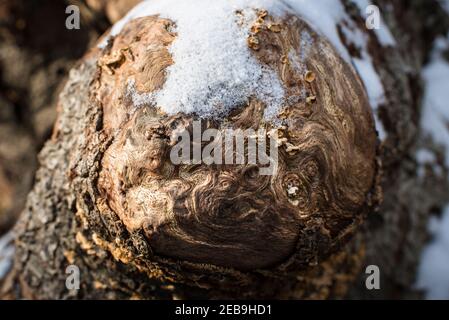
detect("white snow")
[416,33,449,300]
[339,15,388,139]
[126,79,155,108]
[0,231,14,280]
[417,205,449,299]
[342,0,397,139]
[441,0,449,15]
[416,148,443,177]
[420,36,449,167]
[283,0,352,63]
[104,0,288,120]
[416,148,437,164]
[280,0,395,139]
[101,0,394,134]
[353,56,387,139]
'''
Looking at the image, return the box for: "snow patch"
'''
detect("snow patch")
[102,0,288,120]
[339,19,387,139]
[416,148,442,177]
[417,205,449,299]
[416,34,449,300]
[441,0,449,15]
[353,56,387,139]
[0,231,14,280]
[283,0,352,63]
[420,36,449,167]
[126,79,155,108]
[416,148,437,164]
[101,0,394,132]
[295,0,392,139]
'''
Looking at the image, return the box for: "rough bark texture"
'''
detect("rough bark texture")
[1,0,449,299]
[0,0,109,234]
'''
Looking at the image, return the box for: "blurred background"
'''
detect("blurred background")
[0,0,143,235]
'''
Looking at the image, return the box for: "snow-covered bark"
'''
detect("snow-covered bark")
[1,0,449,299]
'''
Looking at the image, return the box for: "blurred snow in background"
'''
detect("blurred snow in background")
[442,0,449,14]
[416,32,449,299]
[417,205,449,299]
[419,36,449,167]
[105,0,393,136]
[0,231,14,280]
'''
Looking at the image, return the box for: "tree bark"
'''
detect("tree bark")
[1,0,449,299]
[0,0,108,235]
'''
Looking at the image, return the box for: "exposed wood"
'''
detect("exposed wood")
[1,0,449,299]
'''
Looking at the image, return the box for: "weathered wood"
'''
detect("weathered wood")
[1,0,449,299]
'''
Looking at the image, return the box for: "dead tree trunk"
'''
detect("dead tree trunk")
[1,0,449,299]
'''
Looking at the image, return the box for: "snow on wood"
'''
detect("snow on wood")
[99,0,395,133]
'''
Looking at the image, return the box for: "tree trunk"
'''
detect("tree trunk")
[1,0,449,299]
[0,0,108,236]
